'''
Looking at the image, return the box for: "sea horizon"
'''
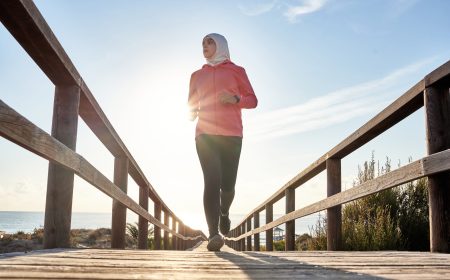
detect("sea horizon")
[0,210,322,236]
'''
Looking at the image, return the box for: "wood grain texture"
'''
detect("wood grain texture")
[111,157,129,249]
[138,186,149,250]
[265,204,273,251]
[246,219,252,251]
[285,188,295,251]
[0,246,449,279]
[326,158,342,251]
[44,85,80,249]
[424,86,450,253]
[253,213,260,251]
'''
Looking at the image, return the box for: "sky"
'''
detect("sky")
[1,0,449,234]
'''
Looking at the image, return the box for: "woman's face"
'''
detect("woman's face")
[202,37,216,59]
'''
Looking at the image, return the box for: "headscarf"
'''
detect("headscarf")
[204,33,230,66]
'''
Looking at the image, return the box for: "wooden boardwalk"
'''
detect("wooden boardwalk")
[1,242,449,279]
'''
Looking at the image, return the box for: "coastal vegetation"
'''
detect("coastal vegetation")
[300,153,429,251]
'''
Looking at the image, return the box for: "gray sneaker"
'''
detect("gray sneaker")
[207,234,224,251]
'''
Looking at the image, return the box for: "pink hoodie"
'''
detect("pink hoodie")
[188,60,258,138]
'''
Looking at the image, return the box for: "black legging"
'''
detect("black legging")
[196,134,242,237]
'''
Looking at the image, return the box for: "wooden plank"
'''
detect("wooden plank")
[0,100,203,242]
[425,60,450,87]
[424,86,450,253]
[326,158,341,250]
[285,188,295,251]
[227,149,450,241]
[0,248,449,279]
[43,85,80,249]
[111,157,129,249]
[234,79,425,228]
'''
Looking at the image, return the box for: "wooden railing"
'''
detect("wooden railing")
[225,60,450,253]
[0,0,206,249]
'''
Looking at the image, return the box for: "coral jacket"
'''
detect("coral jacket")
[188,60,258,138]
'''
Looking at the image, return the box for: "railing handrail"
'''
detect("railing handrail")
[227,149,450,241]
[233,60,450,228]
[0,0,206,244]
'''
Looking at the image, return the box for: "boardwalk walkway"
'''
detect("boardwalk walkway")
[1,242,449,279]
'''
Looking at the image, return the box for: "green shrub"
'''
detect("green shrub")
[307,153,429,251]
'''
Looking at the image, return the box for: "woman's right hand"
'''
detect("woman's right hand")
[189,110,198,121]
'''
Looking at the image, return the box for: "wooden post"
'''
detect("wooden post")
[241,222,247,251]
[138,186,149,250]
[44,85,80,249]
[111,156,129,249]
[172,218,177,250]
[254,212,260,251]
[326,158,342,251]
[424,86,450,253]
[285,188,295,251]
[266,204,273,251]
[237,226,241,251]
[154,202,161,250]
[164,210,170,250]
[178,223,184,250]
[246,218,252,251]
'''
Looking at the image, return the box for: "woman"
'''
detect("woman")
[188,33,258,251]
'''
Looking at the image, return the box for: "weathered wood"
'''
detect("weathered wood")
[424,86,450,253]
[285,188,295,251]
[111,157,129,249]
[1,248,449,279]
[44,85,80,249]
[164,211,170,250]
[253,212,260,251]
[265,203,273,251]
[425,60,450,87]
[326,158,341,251]
[154,203,162,250]
[0,100,203,242]
[171,218,177,250]
[246,219,252,251]
[227,149,450,241]
[240,224,245,251]
[138,186,149,250]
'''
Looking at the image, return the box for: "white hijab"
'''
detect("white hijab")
[204,33,230,66]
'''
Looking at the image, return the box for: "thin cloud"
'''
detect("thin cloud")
[246,58,435,141]
[284,0,328,22]
[387,0,421,18]
[238,1,278,16]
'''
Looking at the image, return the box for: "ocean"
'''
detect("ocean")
[0,211,323,236]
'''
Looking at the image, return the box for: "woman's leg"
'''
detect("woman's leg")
[196,134,221,238]
[218,136,242,216]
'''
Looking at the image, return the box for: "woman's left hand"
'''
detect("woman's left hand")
[220,92,238,104]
